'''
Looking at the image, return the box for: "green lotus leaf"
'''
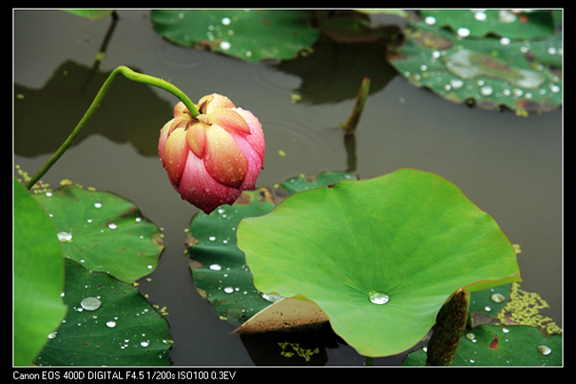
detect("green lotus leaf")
[419,10,555,39]
[13,179,67,366]
[151,10,320,62]
[188,189,277,324]
[237,169,521,357]
[280,171,358,195]
[34,184,164,284]
[387,21,562,112]
[36,259,171,366]
[403,324,562,366]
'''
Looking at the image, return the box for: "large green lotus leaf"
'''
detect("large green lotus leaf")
[188,189,277,324]
[13,179,67,366]
[387,22,562,113]
[420,10,555,39]
[151,10,320,62]
[34,184,164,284]
[36,259,170,366]
[237,169,521,357]
[403,324,562,366]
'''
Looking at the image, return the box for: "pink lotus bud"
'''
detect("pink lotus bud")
[158,94,265,213]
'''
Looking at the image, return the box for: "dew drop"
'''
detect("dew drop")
[474,11,487,21]
[106,321,117,328]
[220,41,231,50]
[57,231,73,243]
[480,85,493,96]
[224,287,234,294]
[221,17,231,25]
[369,292,389,305]
[209,236,216,242]
[424,16,436,25]
[500,37,511,46]
[261,293,283,303]
[450,79,464,89]
[94,202,102,208]
[538,345,552,356]
[108,222,117,230]
[45,191,53,197]
[80,297,102,311]
[141,341,150,347]
[47,331,57,339]
[491,292,506,303]
[457,27,471,37]
[209,264,222,271]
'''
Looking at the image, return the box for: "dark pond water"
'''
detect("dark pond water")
[13,10,562,366]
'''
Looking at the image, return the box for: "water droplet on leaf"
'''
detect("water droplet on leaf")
[80,296,102,311]
[538,345,552,356]
[57,231,72,243]
[369,292,389,305]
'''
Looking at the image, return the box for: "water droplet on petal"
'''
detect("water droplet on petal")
[80,297,102,311]
[369,292,389,305]
[57,231,73,243]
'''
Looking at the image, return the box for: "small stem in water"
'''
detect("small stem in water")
[340,77,370,135]
[25,66,198,190]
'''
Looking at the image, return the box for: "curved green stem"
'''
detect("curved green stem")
[25,66,198,190]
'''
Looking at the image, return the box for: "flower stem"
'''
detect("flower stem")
[24,66,198,190]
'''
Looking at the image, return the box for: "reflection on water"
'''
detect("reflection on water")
[13,10,562,366]
[14,60,172,158]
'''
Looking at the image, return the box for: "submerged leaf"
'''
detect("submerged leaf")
[237,169,521,357]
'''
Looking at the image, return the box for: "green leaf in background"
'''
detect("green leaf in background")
[403,324,562,366]
[13,178,67,366]
[420,10,555,39]
[388,17,562,113]
[188,189,277,325]
[151,9,320,62]
[64,9,114,21]
[34,183,164,284]
[237,169,521,357]
[280,171,358,195]
[36,259,171,366]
